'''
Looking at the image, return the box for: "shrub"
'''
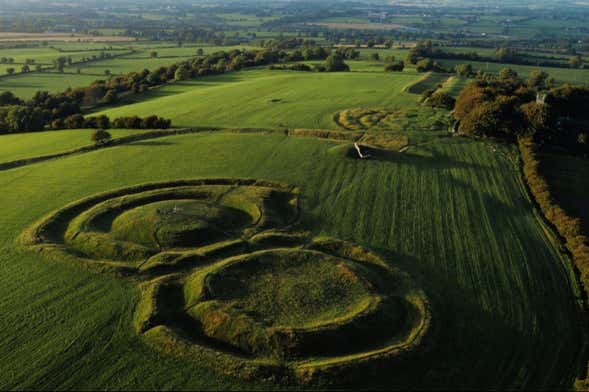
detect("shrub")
[91,129,112,145]
[384,61,404,72]
[324,54,350,72]
[425,91,456,110]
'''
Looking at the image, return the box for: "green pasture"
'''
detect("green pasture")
[0,129,583,389]
[96,69,422,129]
[0,129,143,164]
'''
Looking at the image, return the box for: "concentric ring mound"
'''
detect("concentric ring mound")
[20,179,431,384]
[134,238,431,384]
[20,179,299,274]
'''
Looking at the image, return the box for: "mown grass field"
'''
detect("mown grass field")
[0,129,143,164]
[96,69,422,129]
[0,130,583,389]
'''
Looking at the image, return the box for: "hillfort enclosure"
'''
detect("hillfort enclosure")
[0,0,588,390]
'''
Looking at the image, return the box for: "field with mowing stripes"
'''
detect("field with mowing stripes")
[0,129,584,389]
[95,69,422,129]
[0,129,144,164]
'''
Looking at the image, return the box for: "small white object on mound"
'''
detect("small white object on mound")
[354,142,371,159]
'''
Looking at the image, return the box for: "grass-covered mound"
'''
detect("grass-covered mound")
[334,107,451,133]
[20,176,430,385]
[20,178,299,274]
[135,238,431,385]
[110,200,252,249]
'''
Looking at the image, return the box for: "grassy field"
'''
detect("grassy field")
[95,69,422,129]
[0,130,583,389]
[540,152,589,235]
[0,129,144,164]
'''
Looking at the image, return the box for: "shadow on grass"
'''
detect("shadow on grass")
[358,146,483,171]
[122,140,176,146]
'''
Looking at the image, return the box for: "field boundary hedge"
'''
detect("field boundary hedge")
[518,137,589,389]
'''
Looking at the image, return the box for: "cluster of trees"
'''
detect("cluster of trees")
[334,47,360,60]
[50,114,171,130]
[420,90,456,110]
[269,63,313,72]
[382,55,405,72]
[320,54,350,72]
[0,107,172,134]
[454,69,589,154]
[269,53,350,73]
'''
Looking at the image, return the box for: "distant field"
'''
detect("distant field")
[95,69,422,129]
[0,44,256,98]
[309,22,415,31]
[0,32,135,42]
[540,152,589,235]
[437,59,589,84]
[0,72,105,99]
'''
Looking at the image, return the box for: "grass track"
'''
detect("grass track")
[0,131,583,389]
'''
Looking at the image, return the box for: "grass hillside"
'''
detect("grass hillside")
[0,130,583,389]
[0,129,143,164]
[95,69,422,129]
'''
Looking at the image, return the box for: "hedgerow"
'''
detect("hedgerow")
[519,138,589,389]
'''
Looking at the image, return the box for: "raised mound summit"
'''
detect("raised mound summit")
[20,179,431,385]
[111,199,253,249]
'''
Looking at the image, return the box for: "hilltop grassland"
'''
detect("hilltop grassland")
[0,129,583,389]
[95,69,423,129]
[0,129,144,164]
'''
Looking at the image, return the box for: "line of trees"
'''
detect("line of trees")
[0,108,172,134]
[519,139,589,390]
[0,47,297,134]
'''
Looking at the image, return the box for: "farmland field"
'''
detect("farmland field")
[95,69,423,129]
[0,44,255,98]
[0,129,146,164]
[0,129,583,389]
